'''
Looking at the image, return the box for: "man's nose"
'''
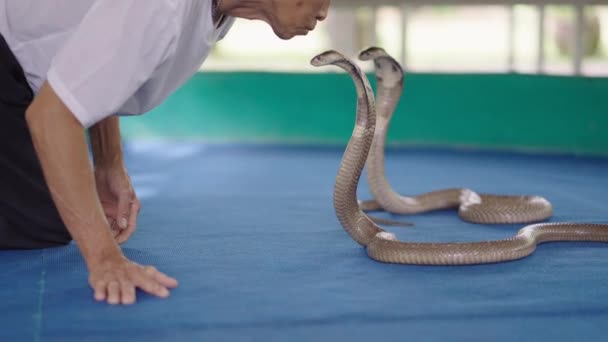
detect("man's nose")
[317,1,330,21]
[316,11,327,21]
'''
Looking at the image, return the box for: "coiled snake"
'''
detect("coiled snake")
[310,49,608,265]
[357,47,553,225]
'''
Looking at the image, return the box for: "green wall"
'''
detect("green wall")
[121,71,608,156]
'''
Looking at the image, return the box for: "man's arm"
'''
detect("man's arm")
[89,116,141,243]
[25,82,177,305]
[89,116,123,167]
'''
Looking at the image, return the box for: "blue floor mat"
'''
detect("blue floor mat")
[2,143,607,341]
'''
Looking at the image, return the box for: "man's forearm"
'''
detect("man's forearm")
[25,82,122,269]
[89,116,123,168]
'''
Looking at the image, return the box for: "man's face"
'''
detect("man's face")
[267,0,331,39]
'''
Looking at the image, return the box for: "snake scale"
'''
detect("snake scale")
[310,49,608,265]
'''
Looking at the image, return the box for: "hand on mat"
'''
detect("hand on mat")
[89,255,178,305]
[95,163,141,244]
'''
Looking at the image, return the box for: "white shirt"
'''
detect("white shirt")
[0,0,234,128]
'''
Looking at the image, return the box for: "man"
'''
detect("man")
[0,0,330,305]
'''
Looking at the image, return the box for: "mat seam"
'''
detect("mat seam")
[33,249,45,342]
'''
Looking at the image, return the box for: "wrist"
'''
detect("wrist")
[81,231,125,270]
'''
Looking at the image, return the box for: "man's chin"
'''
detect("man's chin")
[273,28,308,40]
[274,30,295,40]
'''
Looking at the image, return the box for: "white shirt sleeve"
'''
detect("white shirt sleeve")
[47,0,179,128]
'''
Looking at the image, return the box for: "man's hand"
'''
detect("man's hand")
[89,254,178,305]
[26,82,178,305]
[95,164,141,244]
[89,116,139,243]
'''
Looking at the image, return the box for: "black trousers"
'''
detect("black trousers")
[0,33,71,249]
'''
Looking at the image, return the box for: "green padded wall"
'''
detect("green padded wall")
[121,72,608,156]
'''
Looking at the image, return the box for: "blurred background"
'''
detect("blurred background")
[204,3,608,76]
[122,1,608,157]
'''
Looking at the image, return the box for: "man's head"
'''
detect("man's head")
[220,0,331,40]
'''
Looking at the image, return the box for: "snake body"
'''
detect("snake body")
[310,50,608,265]
[357,47,553,225]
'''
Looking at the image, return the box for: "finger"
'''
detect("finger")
[108,281,121,305]
[115,225,133,244]
[120,280,136,305]
[117,192,131,230]
[144,265,178,288]
[115,224,129,244]
[128,199,140,232]
[152,270,179,288]
[132,270,170,298]
[107,218,120,238]
[93,281,107,302]
[144,265,158,276]
[116,201,140,244]
[101,200,117,218]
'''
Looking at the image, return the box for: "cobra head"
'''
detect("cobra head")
[310,50,346,67]
[358,46,389,61]
[358,46,403,88]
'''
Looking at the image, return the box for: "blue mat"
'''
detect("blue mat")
[2,143,607,342]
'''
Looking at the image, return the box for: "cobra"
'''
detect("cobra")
[310,49,608,265]
[357,47,553,225]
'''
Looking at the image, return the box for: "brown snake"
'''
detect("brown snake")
[357,47,553,225]
[310,49,608,265]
